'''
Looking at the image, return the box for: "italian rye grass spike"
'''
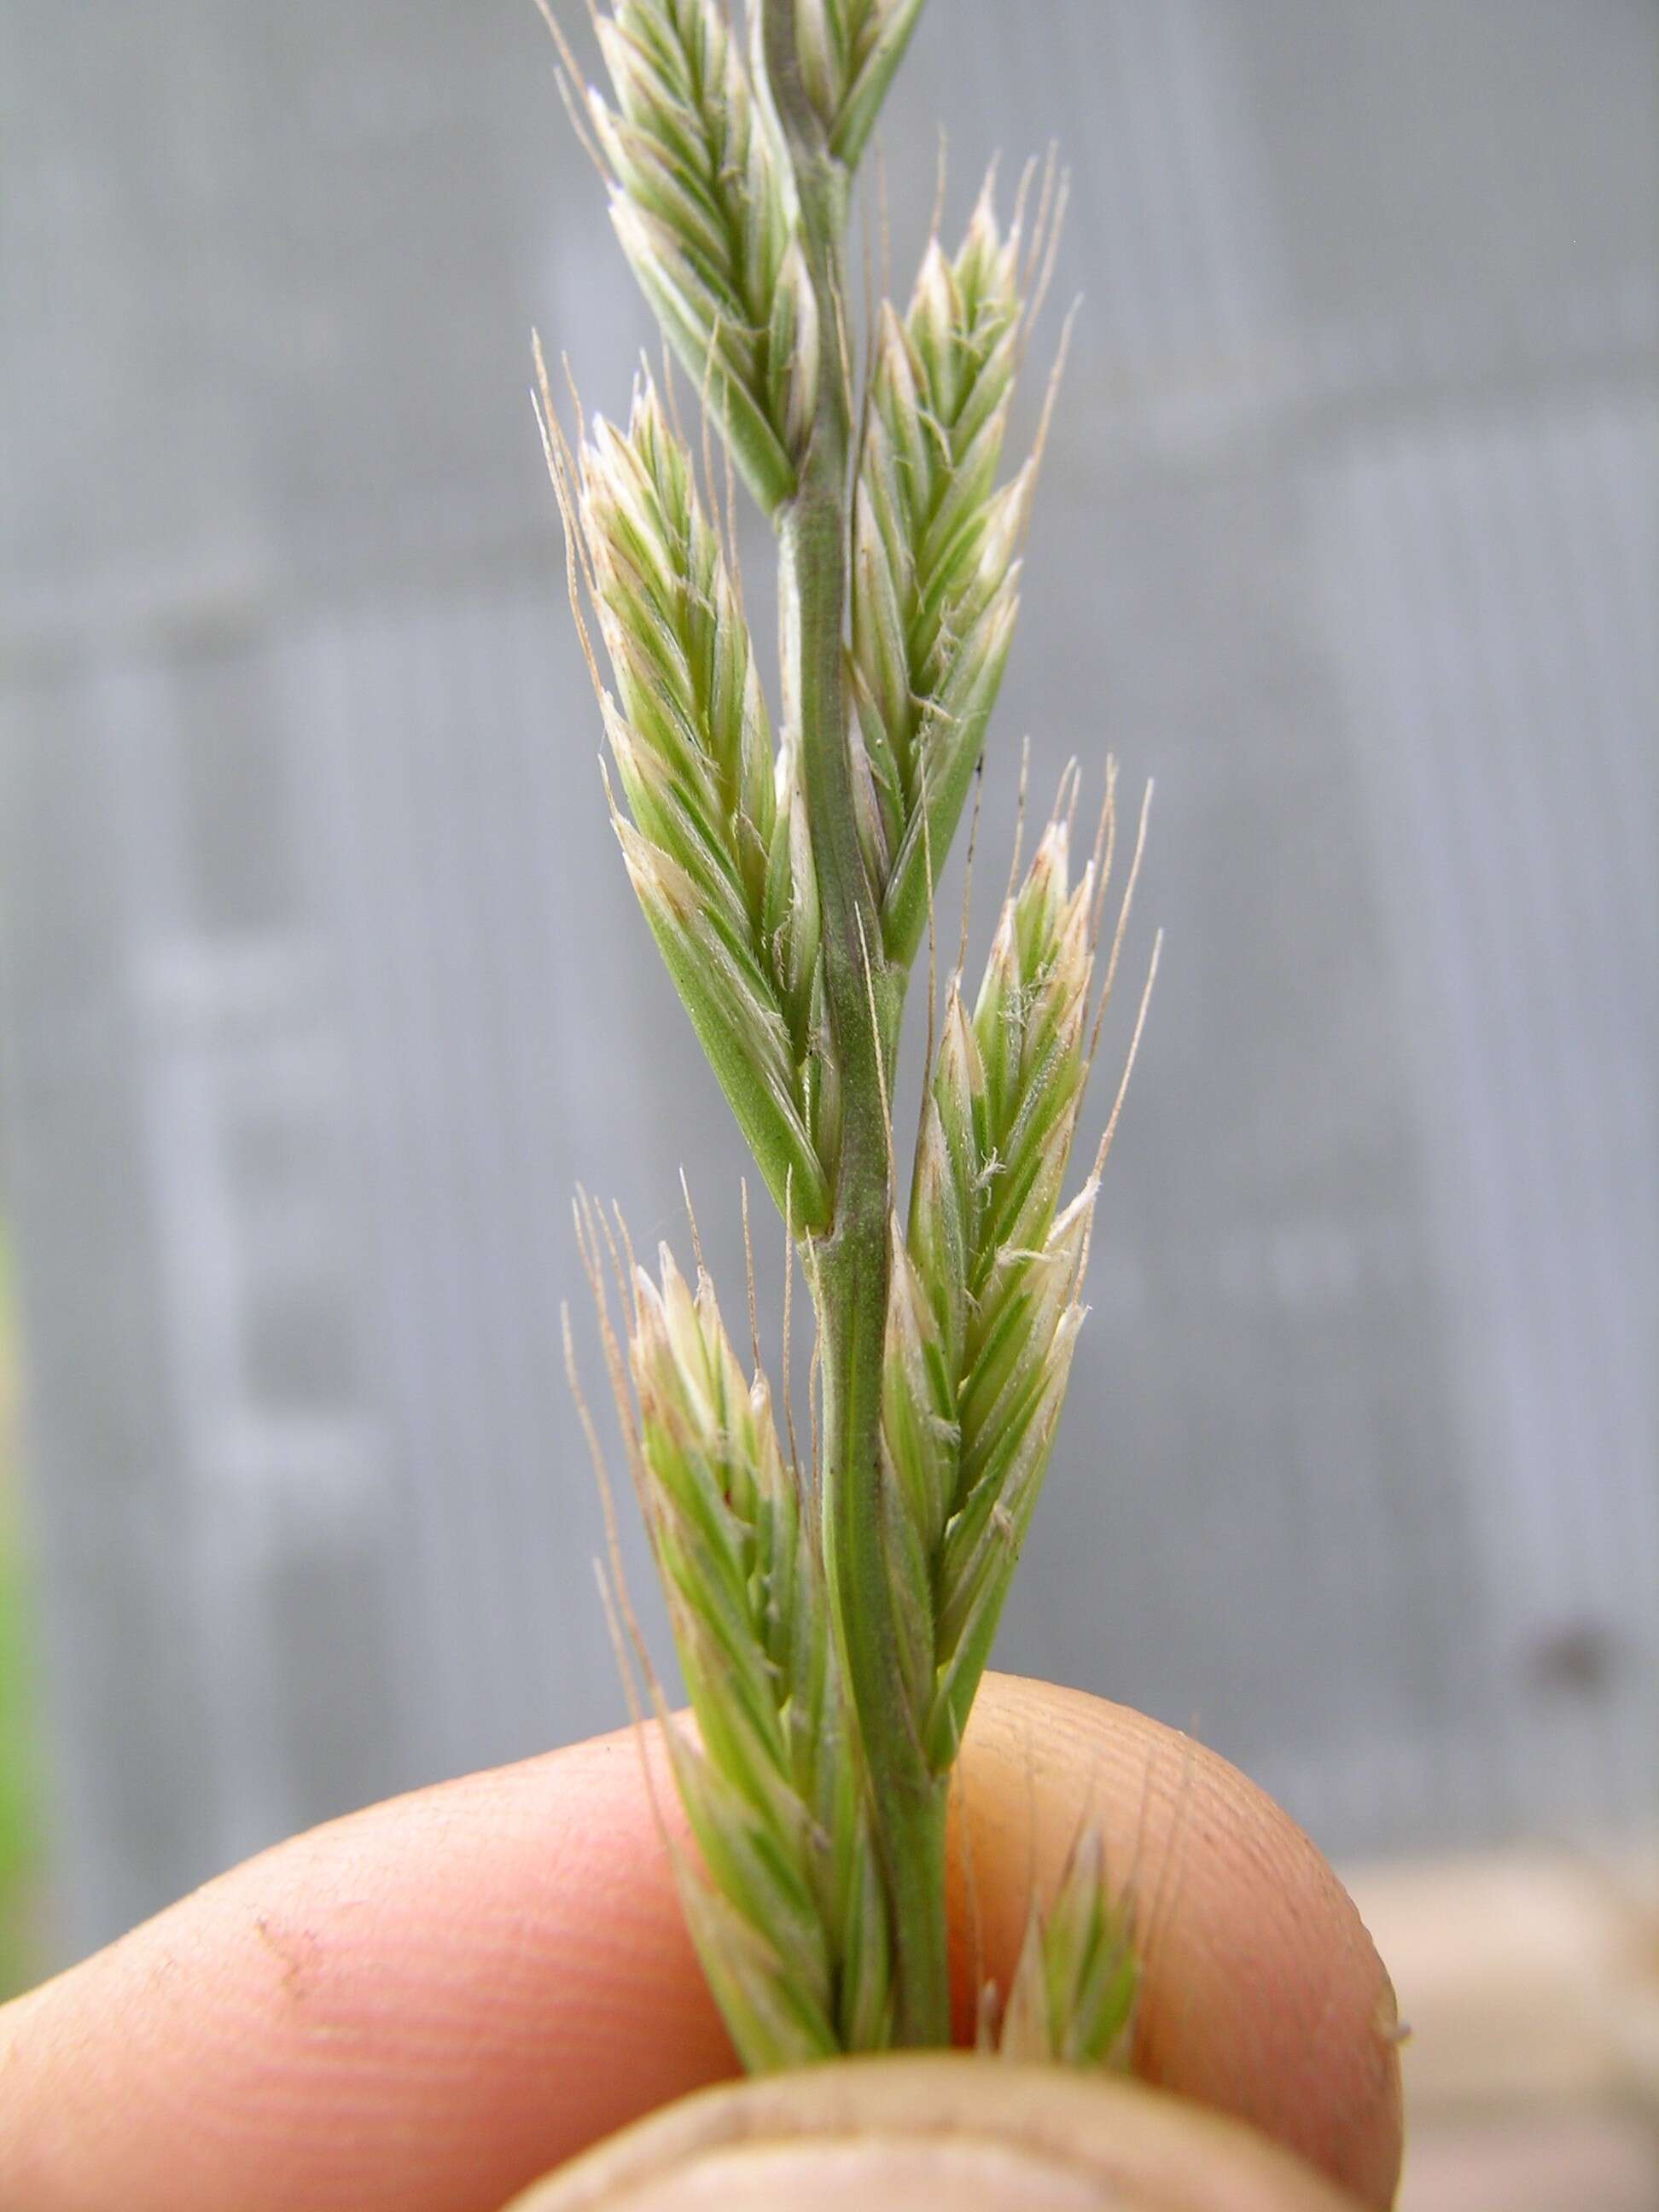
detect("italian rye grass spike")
[547,0,1154,2079]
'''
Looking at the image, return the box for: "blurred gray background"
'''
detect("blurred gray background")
[1,0,1654,1971]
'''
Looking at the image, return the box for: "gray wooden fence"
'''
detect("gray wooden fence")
[2,0,1654,1968]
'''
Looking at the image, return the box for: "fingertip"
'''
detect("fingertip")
[952,1675,1404,2210]
[0,1726,734,2212]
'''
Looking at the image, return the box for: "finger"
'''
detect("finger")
[947,1675,1402,2211]
[0,1719,718,2212]
[0,1675,1400,2212]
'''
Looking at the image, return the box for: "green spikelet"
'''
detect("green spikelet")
[851,178,1043,963]
[886,818,1103,1773]
[575,379,833,1230]
[789,0,928,169]
[629,1245,892,2066]
[997,1829,1138,2066]
[584,0,818,510]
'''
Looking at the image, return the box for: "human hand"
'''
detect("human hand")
[0,1674,1402,2211]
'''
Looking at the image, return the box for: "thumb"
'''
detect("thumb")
[503,2053,1371,2211]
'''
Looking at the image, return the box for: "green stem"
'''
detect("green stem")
[761,0,950,2049]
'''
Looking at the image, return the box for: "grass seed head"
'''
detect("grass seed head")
[553,0,1149,2075]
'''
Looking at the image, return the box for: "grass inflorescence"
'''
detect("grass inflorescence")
[545,0,1151,2071]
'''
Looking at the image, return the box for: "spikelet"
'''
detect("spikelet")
[789,0,928,170]
[997,1828,1138,2066]
[885,816,1103,1773]
[851,176,1047,963]
[629,1244,892,2065]
[580,0,818,510]
[574,377,832,1229]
